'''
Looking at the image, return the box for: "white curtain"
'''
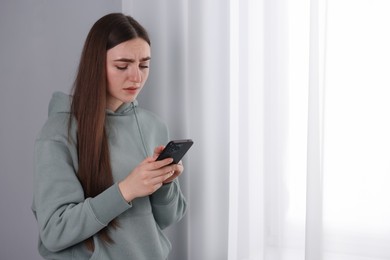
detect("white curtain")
[124,1,390,260]
[322,1,390,260]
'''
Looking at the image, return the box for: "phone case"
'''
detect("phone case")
[156,139,193,164]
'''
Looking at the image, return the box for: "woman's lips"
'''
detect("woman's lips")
[123,87,139,93]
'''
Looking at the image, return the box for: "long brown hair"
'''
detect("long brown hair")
[69,13,150,250]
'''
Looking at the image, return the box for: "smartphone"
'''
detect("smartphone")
[156,139,194,164]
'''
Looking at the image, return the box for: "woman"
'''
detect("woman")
[32,13,187,259]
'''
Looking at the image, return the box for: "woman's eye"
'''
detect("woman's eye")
[116,66,128,70]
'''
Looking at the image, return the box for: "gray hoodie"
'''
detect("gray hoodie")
[32,92,187,259]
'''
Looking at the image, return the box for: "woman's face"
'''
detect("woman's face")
[106,38,151,111]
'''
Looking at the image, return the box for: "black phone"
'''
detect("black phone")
[156,139,194,164]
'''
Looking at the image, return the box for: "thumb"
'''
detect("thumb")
[153,145,165,159]
[142,156,157,164]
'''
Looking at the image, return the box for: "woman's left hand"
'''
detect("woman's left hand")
[153,146,184,183]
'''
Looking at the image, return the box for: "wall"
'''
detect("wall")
[0,1,121,259]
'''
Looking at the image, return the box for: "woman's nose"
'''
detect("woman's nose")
[128,66,141,83]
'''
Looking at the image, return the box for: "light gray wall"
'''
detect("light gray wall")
[0,1,121,259]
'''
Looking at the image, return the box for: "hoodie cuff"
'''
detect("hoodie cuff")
[88,183,132,225]
[150,180,178,205]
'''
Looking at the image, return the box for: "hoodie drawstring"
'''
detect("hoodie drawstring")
[132,102,149,158]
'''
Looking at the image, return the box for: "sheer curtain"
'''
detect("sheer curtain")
[323,1,390,259]
[124,1,390,259]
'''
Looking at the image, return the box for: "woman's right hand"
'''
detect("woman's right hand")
[118,157,176,202]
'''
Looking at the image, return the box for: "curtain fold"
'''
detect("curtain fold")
[305,0,327,259]
[229,0,265,259]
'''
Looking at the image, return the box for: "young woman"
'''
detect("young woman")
[32,13,187,259]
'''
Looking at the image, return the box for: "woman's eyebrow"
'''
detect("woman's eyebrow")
[113,57,151,62]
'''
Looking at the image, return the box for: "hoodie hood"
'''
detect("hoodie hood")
[48,91,138,117]
[48,92,71,116]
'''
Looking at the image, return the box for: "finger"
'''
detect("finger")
[153,145,165,158]
[148,165,177,181]
[149,158,174,170]
[165,164,183,183]
[172,163,184,174]
[143,156,172,166]
[149,171,174,186]
[163,171,178,184]
[141,156,156,165]
[152,182,163,191]
[164,171,175,180]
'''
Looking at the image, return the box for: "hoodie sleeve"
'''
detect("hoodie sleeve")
[149,178,187,229]
[33,138,131,252]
